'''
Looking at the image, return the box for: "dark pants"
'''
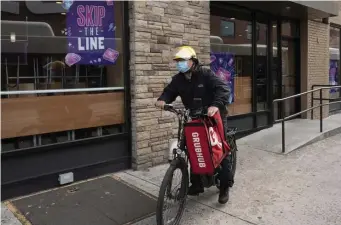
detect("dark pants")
[190,114,234,189]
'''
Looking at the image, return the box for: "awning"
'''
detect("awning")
[223,1,339,20]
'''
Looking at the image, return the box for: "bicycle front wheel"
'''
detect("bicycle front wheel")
[156,158,189,225]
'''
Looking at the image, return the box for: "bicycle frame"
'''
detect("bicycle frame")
[164,105,189,161]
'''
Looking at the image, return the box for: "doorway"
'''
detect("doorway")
[273,20,300,120]
[281,37,300,118]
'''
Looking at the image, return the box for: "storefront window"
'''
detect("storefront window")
[210,7,252,116]
[247,23,259,40]
[282,20,298,37]
[1,1,126,151]
[271,21,280,120]
[256,15,268,111]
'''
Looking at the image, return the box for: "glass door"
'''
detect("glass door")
[281,37,299,118]
[272,19,300,121]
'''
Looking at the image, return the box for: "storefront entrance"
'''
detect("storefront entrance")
[273,20,301,120]
[210,2,301,137]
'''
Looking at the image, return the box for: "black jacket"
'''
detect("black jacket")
[158,65,231,114]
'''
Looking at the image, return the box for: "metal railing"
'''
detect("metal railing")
[273,85,341,153]
[311,85,341,118]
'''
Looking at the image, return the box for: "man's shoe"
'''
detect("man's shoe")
[187,185,204,196]
[218,187,229,204]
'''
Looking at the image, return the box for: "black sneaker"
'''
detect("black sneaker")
[187,185,204,196]
[218,187,229,204]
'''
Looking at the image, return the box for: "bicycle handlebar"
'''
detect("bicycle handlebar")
[163,104,209,118]
[163,104,182,115]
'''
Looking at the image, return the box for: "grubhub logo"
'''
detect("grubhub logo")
[208,127,222,149]
[191,132,206,168]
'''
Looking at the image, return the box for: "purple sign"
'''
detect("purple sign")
[329,60,339,93]
[64,0,118,66]
[210,52,235,103]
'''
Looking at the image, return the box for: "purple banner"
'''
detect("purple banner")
[329,60,339,93]
[64,0,118,66]
[210,52,235,103]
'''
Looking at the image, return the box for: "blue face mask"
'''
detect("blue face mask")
[176,61,190,73]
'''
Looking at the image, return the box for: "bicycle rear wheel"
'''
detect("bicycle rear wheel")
[230,145,237,178]
[226,128,238,178]
[156,158,189,225]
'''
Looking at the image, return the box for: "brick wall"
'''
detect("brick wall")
[301,20,330,119]
[129,1,210,169]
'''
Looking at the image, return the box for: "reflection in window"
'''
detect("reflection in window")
[247,23,259,40]
[256,21,268,111]
[329,26,341,113]
[211,8,252,116]
[281,20,298,37]
[1,1,126,151]
[271,21,280,120]
[220,20,235,37]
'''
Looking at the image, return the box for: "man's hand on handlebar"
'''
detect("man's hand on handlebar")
[155,100,166,109]
[207,106,219,117]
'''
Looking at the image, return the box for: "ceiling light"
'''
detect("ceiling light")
[273,25,277,28]
[230,18,235,20]
[61,12,66,15]
[56,1,62,4]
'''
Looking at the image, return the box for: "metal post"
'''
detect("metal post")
[281,100,285,153]
[320,88,323,132]
[311,90,313,119]
[282,119,285,153]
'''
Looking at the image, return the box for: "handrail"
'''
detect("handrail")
[311,84,341,118]
[275,100,341,122]
[274,86,341,103]
[273,88,317,103]
[273,85,341,153]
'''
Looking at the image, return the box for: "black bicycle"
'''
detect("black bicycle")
[156,104,237,225]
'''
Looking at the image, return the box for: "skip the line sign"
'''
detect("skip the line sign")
[2,0,119,66]
[64,0,119,66]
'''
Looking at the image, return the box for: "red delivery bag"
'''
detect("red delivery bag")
[184,111,230,175]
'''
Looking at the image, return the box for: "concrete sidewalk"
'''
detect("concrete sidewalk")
[2,129,341,225]
[1,203,22,225]
[237,113,341,154]
[116,134,341,225]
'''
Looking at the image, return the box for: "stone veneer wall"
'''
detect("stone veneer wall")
[129,1,211,169]
[301,19,330,119]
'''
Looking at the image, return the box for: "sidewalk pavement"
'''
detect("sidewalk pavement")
[237,113,341,154]
[116,133,341,225]
[2,133,341,225]
[1,203,22,225]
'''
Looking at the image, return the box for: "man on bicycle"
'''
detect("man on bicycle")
[155,46,234,204]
